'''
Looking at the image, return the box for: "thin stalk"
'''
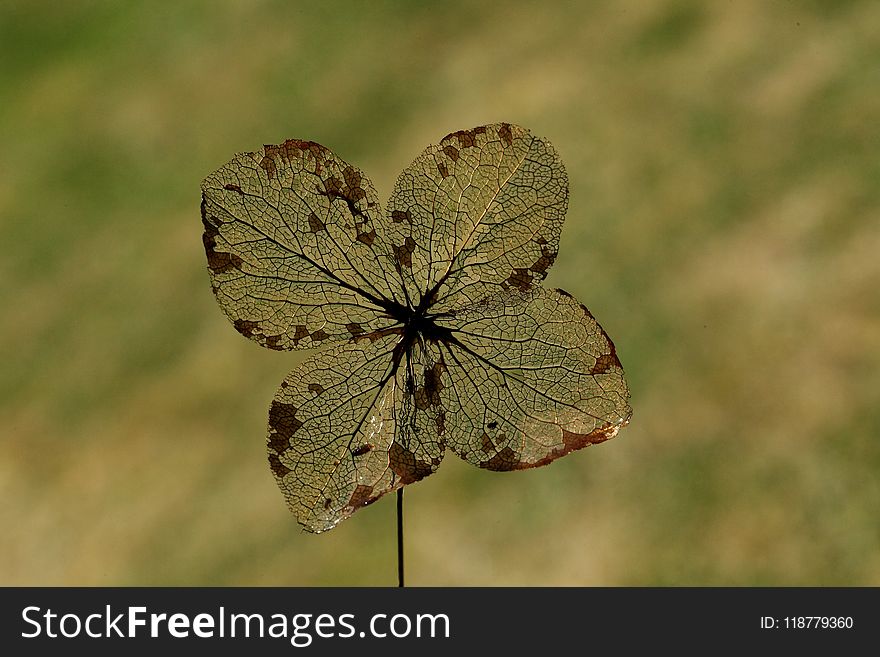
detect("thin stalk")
[397,488,405,587]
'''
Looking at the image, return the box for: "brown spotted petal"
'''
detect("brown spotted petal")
[268,333,401,532]
[385,123,568,313]
[390,337,448,484]
[435,288,631,470]
[201,140,403,350]
[267,331,447,532]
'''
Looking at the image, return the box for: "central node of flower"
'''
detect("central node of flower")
[406,311,450,343]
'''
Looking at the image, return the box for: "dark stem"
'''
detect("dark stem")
[397,488,405,588]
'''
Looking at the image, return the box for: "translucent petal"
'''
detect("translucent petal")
[267,331,446,532]
[267,332,399,532]
[384,123,568,313]
[437,288,631,469]
[201,140,404,350]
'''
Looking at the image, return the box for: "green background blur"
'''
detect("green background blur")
[2,0,878,586]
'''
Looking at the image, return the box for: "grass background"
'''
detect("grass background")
[1,0,878,585]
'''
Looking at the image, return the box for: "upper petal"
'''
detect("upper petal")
[385,123,568,313]
[201,140,405,350]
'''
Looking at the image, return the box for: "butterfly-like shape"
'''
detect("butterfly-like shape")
[201,123,631,532]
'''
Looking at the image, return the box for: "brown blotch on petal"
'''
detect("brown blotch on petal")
[281,139,325,159]
[292,139,329,162]
[341,166,366,201]
[591,352,620,375]
[342,166,361,189]
[259,155,277,180]
[498,123,514,146]
[529,247,557,274]
[292,325,310,345]
[268,453,291,477]
[424,362,445,401]
[356,326,404,344]
[391,209,413,224]
[442,145,460,161]
[322,176,343,195]
[208,253,244,274]
[574,301,624,373]
[264,335,284,351]
[480,446,519,471]
[457,131,475,148]
[562,425,617,450]
[414,362,445,409]
[435,410,446,436]
[206,249,244,274]
[268,400,302,440]
[507,268,533,292]
[445,126,487,149]
[320,168,366,207]
[261,139,330,180]
[515,425,621,470]
[347,484,376,509]
[202,215,245,274]
[308,212,326,233]
[267,432,290,455]
[351,443,373,457]
[357,229,376,246]
[394,236,417,268]
[234,318,261,338]
[389,442,434,484]
[346,323,365,337]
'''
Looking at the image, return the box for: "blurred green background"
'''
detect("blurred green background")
[2,0,878,586]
